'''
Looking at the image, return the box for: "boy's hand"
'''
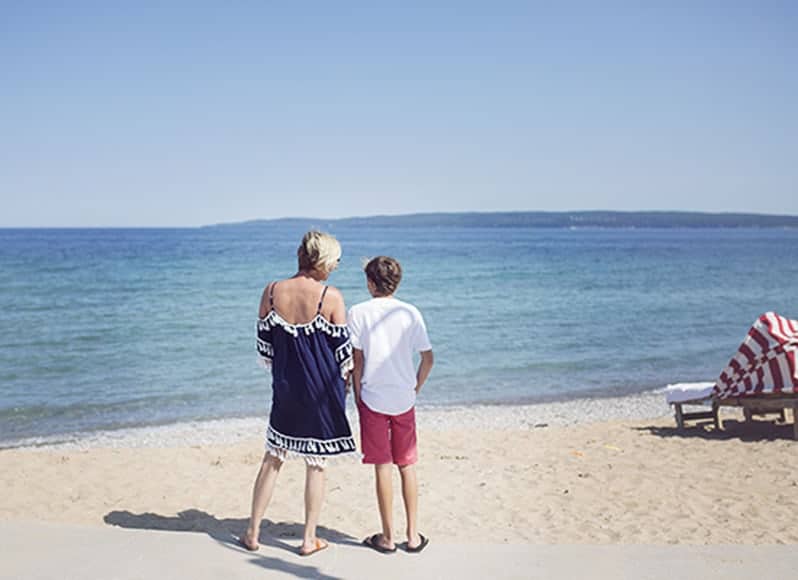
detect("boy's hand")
[352,348,364,404]
[415,350,434,396]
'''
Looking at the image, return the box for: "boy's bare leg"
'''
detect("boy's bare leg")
[301,464,326,553]
[399,464,421,548]
[374,463,396,548]
[244,453,283,548]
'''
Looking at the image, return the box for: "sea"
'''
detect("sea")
[1,224,797,447]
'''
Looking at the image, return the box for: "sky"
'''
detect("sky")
[1,1,796,227]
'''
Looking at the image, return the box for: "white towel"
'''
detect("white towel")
[664,382,715,404]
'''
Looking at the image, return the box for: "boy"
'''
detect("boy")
[347,256,434,554]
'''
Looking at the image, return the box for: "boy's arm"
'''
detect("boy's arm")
[415,350,434,394]
[352,348,364,404]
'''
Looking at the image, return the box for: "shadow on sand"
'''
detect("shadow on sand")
[638,417,796,442]
[104,509,359,580]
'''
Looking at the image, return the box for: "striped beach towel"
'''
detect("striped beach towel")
[714,312,798,399]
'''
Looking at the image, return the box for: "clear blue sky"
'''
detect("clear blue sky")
[1,1,796,226]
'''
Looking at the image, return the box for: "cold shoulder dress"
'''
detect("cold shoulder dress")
[256,283,356,466]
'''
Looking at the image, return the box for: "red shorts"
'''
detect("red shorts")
[357,400,418,466]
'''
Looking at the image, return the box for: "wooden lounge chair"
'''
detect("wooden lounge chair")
[668,312,798,439]
[665,383,719,430]
[715,394,796,439]
[668,386,798,439]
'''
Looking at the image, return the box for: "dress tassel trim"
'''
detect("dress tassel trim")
[256,338,273,369]
[256,338,273,357]
[339,357,354,379]
[265,445,330,467]
[335,341,354,379]
[257,311,349,338]
[266,424,357,458]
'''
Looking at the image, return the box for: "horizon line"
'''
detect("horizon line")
[4,208,798,230]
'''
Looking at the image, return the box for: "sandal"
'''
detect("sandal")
[299,538,328,557]
[405,533,429,553]
[362,533,397,554]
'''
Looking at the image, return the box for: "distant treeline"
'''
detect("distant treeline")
[213,211,798,229]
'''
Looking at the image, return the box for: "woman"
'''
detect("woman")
[240,230,356,556]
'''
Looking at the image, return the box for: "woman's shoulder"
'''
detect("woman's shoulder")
[319,285,346,325]
[323,284,344,303]
[261,278,285,292]
[261,277,298,296]
[258,279,283,317]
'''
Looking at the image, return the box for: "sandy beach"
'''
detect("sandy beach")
[2,395,797,548]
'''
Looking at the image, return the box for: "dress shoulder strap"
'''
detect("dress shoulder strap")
[316,286,329,314]
[268,282,277,309]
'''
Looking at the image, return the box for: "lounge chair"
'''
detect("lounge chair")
[665,382,719,430]
[667,312,798,439]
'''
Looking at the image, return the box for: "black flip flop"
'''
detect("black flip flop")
[405,534,429,553]
[362,533,397,554]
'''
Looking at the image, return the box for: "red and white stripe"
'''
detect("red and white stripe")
[714,312,798,399]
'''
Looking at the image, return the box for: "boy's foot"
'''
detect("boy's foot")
[362,533,397,554]
[405,533,429,553]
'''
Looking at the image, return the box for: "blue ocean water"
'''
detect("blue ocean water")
[1,225,797,445]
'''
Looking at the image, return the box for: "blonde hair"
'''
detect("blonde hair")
[297,230,341,273]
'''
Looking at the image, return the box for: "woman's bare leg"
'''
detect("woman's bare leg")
[300,464,326,553]
[243,453,282,548]
[399,464,420,548]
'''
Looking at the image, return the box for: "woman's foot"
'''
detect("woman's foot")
[238,530,260,552]
[299,537,328,556]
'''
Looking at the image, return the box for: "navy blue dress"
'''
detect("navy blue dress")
[256,284,356,462]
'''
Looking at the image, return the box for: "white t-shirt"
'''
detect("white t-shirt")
[347,297,432,415]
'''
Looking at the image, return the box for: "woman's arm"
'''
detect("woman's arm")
[325,286,347,325]
[326,286,354,387]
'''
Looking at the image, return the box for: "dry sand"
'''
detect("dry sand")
[2,396,797,546]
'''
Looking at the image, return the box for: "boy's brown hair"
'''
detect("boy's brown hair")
[364,256,402,296]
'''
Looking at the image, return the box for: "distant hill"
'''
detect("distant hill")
[209,211,798,229]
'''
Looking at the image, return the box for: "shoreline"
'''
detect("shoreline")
[0,389,673,451]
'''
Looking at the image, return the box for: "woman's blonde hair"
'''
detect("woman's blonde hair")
[297,230,341,273]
